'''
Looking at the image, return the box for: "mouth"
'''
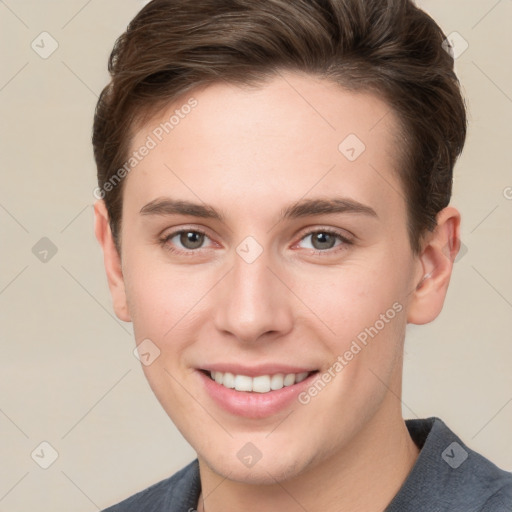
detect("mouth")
[200,369,319,393]
[197,366,320,418]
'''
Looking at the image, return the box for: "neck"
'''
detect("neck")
[196,395,420,512]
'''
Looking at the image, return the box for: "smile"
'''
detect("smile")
[208,370,314,393]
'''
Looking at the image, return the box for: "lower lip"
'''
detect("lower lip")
[197,370,318,419]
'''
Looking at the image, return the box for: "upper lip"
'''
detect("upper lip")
[199,363,318,377]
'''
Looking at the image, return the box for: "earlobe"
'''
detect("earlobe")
[407,206,461,325]
[93,200,132,322]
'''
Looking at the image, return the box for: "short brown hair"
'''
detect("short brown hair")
[92,0,467,255]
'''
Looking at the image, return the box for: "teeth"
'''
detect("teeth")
[283,373,296,386]
[222,372,235,389]
[234,374,252,392]
[252,375,271,393]
[270,373,284,390]
[296,372,309,383]
[209,370,311,393]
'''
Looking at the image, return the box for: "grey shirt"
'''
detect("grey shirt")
[102,416,512,511]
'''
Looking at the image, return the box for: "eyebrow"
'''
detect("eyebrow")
[139,196,378,222]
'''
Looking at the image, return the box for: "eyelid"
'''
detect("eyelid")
[294,225,354,243]
[292,226,354,255]
[159,225,354,255]
[158,225,215,254]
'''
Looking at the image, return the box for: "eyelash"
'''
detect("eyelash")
[159,227,353,257]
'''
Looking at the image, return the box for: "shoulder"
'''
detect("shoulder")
[389,417,512,511]
[479,482,512,512]
[428,417,512,507]
[101,459,200,512]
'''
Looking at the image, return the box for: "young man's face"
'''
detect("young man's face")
[97,72,448,483]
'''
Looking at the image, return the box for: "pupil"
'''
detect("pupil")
[181,231,204,249]
[177,232,336,251]
[314,232,334,250]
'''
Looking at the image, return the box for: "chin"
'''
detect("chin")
[201,449,311,486]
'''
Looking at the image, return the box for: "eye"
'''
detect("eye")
[159,227,353,257]
[160,228,213,254]
[296,229,352,254]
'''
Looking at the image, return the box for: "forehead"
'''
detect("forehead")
[124,72,406,222]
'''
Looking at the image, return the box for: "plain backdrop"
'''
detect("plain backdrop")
[1,0,511,510]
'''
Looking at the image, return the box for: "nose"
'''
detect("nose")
[213,244,294,344]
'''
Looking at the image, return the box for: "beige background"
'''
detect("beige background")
[1,0,511,510]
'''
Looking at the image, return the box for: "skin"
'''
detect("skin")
[95,71,461,511]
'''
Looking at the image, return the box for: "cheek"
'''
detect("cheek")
[297,259,410,378]
[299,262,404,334]
[123,253,203,341]
[123,233,413,354]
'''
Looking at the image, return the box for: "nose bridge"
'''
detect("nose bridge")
[213,239,292,342]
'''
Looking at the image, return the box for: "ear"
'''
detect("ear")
[93,200,132,322]
[407,206,461,325]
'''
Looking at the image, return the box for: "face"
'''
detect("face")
[102,72,432,483]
